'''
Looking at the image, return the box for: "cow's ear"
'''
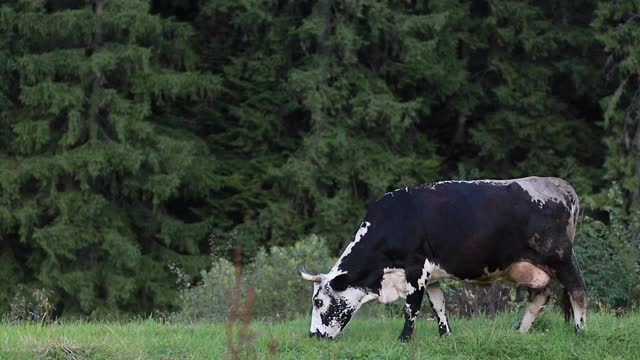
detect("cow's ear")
[330,273,350,292]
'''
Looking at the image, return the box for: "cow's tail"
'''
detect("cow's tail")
[563,182,580,322]
[561,287,572,322]
[567,185,580,243]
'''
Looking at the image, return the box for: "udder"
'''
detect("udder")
[508,261,550,289]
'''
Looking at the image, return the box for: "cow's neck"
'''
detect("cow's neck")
[330,245,393,292]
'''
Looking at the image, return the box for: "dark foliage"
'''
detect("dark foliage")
[1,0,639,316]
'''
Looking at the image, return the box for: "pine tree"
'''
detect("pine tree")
[460,0,605,193]
[194,0,608,255]
[195,1,474,253]
[0,0,220,314]
[593,0,640,250]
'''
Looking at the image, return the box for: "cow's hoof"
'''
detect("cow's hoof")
[398,335,412,343]
[439,331,451,337]
[575,325,586,334]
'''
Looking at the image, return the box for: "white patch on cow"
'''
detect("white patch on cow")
[404,302,418,322]
[401,260,456,296]
[361,292,379,303]
[568,203,576,240]
[340,286,369,308]
[417,259,435,288]
[426,284,451,335]
[567,193,579,242]
[378,261,454,299]
[509,177,568,208]
[570,294,587,332]
[518,288,549,333]
[309,272,375,339]
[385,186,411,197]
[420,177,576,210]
[406,281,417,295]
[379,268,408,303]
[310,282,326,333]
[332,222,371,272]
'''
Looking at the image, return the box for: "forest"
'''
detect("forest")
[1,0,639,318]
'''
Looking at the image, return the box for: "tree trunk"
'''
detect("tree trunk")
[453,113,467,145]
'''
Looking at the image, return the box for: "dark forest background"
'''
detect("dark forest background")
[1,0,639,317]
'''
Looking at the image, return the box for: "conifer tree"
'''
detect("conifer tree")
[0,0,219,313]
[593,0,640,249]
[196,1,468,253]
[195,0,607,254]
[461,0,604,193]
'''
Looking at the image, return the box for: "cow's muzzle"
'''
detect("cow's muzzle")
[309,331,329,339]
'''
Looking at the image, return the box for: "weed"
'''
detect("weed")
[8,285,55,325]
[225,244,260,360]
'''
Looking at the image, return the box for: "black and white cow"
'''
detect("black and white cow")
[299,177,587,340]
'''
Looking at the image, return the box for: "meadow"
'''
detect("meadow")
[1,311,637,359]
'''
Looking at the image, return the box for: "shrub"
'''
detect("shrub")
[174,234,334,322]
[574,187,640,309]
[7,285,55,324]
[248,234,335,319]
[172,257,237,322]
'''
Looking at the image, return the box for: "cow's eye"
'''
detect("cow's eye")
[314,299,323,308]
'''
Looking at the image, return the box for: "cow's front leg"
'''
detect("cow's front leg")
[398,285,424,342]
[426,282,451,336]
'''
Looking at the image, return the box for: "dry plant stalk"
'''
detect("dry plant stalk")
[225,245,258,360]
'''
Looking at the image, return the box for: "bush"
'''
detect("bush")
[174,234,334,322]
[172,257,238,322]
[248,235,335,319]
[574,187,640,309]
[6,285,55,324]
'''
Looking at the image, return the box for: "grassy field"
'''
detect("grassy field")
[0,311,638,359]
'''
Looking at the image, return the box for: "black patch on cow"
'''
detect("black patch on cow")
[320,295,354,331]
[330,273,350,292]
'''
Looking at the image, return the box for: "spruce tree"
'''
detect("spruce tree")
[195,1,468,253]
[0,0,219,314]
[461,0,605,193]
[194,0,608,254]
[593,0,640,249]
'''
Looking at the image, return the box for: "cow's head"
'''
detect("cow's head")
[299,266,371,339]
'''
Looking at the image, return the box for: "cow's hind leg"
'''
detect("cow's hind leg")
[556,261,587,332]
[426,282,451,336]
[508,262,551,333]
[518,287,550,333]
[399,286,424,342]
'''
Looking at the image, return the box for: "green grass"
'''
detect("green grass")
[1,311,638,359]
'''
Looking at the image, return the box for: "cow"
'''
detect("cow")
[299,177,587,341]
